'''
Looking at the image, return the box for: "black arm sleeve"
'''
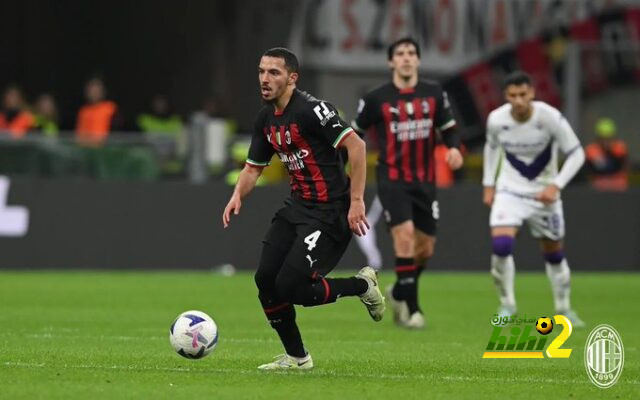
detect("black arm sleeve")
[436,89,460,149]
[304,100,355,148]
[353,94,378,133]
[246,111,275,167]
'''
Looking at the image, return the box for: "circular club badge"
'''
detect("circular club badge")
[584,324,624,388]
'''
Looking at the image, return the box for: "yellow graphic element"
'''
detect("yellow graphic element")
[536,316,553,335]
[546,314,573,358]
[482,352,544,358]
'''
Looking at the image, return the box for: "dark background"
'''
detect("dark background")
[0,0,296,130]
[1,180,638,271]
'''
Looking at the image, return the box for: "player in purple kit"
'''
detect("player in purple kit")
[483,71,585,327]
[354,37,463,329]
[222,48,385,370]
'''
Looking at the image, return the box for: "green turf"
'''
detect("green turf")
[0,271,638,399]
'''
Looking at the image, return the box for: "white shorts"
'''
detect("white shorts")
[489,191,565,240]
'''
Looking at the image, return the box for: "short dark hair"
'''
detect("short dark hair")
[262,47,299,73]
[387,37,421,60]
[503,70,533,89]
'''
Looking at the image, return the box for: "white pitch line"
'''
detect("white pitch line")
[34,333,458,347]
[21,333,390,345]
[3,361,46,367]
[3,361,638,385]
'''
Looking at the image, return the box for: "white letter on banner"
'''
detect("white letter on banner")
[0,176,29,237]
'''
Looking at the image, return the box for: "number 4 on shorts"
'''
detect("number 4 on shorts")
[304,230,321,251]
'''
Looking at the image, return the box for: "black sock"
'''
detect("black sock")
[260,299,306,358]
[327,277,368,298]
[415,263,425,313]
[392,257,420,314]
[296,276,368,306]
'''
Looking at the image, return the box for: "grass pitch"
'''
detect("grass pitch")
[0,270,638,399]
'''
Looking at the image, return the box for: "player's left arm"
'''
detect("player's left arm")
[483,114,501,207]
[352,93,377,134]
[537,112,586,204]
[309,100,370,236]
[436,90,463,170]
[338,133,370,236]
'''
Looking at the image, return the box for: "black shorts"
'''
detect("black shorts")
[377,181,438,235]
[261,198,352,279]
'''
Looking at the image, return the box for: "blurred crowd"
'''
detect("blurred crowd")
[0,77,239,178]
[0,79,632,190]
[584,118,629,191]
[0,77,187,143]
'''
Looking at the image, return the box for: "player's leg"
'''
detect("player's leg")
[414,230,435,278]
[254,213,308,367]
[408,229,435,329]
[354,195,384,270]
[530,200,584,327]
[378,183,416,325]
[490,226,518,316]
[273,219,384,321]
[489,193,526,316]
[276,230,384,321]
[539,239,584,327]
[414,229,434,272]
[540,239,570,311]
[388,220,419,320]
[404,189,439,328]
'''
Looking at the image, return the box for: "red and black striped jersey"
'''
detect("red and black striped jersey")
[247,89,355,203]
[354,80,457,185]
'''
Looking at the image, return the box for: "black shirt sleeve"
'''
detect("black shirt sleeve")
[353,94,378,133]
[305,100,355,148]
[435,88,456,131]
[246,111,274,167]
[435,88,460,148]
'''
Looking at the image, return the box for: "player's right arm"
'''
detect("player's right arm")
[482,113,501,207]
[223,164,264,228]
[223,111,274,228]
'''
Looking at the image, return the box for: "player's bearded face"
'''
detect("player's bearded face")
[505,84,535,119]
[389,44,420,80]
[258,56,296,103]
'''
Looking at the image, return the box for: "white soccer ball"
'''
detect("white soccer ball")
[169,310,218,359]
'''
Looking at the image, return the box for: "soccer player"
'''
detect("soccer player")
[353,37,463,329]
[222,47,385,370]
[483,71,585,327]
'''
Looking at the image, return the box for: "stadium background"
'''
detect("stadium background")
[0,0,637,270]
[0,1,639,399]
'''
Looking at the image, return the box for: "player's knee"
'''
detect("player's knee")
[254,268,274,293]
[492,235,514,257]
[394,229,415,254]
[415,246,434,264]
[543,250,565,264]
